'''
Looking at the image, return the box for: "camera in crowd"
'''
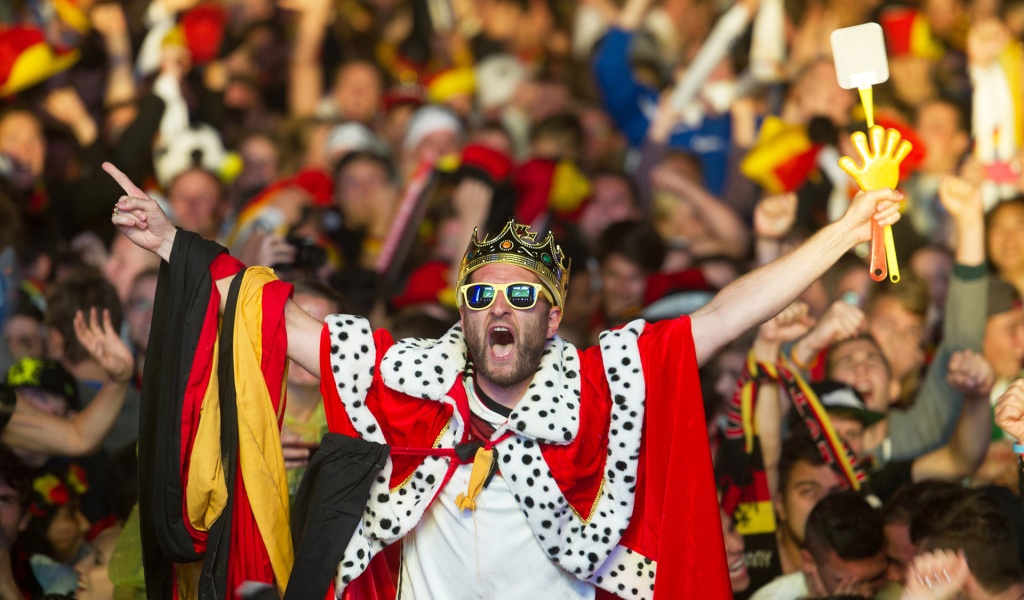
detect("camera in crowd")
[281,235,328,271]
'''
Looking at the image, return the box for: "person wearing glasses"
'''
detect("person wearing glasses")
[104,161,903,600]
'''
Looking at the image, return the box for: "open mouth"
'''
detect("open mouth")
[489,325,515,359]
[728,554,748,576]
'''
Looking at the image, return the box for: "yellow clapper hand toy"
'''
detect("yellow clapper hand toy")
[838,126,912,282]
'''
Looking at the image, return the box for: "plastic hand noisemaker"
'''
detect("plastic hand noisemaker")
[838,125,912,283]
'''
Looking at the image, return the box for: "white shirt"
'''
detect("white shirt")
[749,571,808,600]
[397,381,595,599]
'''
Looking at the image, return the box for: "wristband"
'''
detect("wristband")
[1013,443,1024,455]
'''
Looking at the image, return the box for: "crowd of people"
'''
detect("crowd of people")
[1,0,1024,597]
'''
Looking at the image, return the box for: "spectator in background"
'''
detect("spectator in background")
[864,273,930,407]
[101,234,160,306]
[124,269,158,384]
[882,479,966,586]
[592,219,666,336]
[987,198,1024,298]
[753,491,888,600]
[2,301,45,367]
[165,168,231,244]
[280,280,347,499]
[0,445,31,600]
[772,434,843,577]
[45,271,136,455]
[910,489,1024,600]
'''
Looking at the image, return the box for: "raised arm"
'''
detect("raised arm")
[884,176,988,460]
[105,162,325,377]
[690,188,902,366]
[1,309,132,456]
[910,350,993,481]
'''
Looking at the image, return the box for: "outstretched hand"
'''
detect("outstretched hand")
[104,162,177,262]
[74,308,133,383]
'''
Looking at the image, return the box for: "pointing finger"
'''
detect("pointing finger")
[103,162,147,198]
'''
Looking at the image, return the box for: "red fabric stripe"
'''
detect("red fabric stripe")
[260,279,293,418]
[320,324,360,438]
[228,459,275,592]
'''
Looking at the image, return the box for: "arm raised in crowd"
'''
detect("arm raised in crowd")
[752,301,815,498]
[284,0,332,118]
[909,350,994,481]
[105,162,325,378]
[691,188,902,366]
[885,176,988,460]
[1,309,132,456]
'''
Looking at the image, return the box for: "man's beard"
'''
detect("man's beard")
[464,316,549,388]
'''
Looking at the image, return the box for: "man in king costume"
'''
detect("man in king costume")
[103,161,903,600]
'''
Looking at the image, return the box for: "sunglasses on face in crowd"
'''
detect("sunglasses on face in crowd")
[459,282,554,311]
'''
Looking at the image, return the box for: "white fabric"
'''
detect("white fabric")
[669,4,752,112]
[970,62,1018,209]
[750,0,786,83]
[749,571,808,600]
[398,380,594,599]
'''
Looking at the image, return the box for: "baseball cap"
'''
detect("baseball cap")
[6,357,79,410]
[810,380,885,426]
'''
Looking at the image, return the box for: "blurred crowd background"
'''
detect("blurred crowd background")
[1,0,1024,597]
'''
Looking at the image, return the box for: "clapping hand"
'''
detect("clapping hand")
[838,126,913,192]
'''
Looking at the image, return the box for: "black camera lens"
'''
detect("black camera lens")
[286,236,327,269]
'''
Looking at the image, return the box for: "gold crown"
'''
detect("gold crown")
[457,220,571,307]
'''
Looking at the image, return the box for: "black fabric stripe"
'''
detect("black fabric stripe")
[138,229,227,600]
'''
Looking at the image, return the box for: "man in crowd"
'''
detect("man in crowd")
[106,132,903,599]
[752,491,888,599]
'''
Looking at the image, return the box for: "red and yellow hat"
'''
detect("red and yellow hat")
[0,26,80,97]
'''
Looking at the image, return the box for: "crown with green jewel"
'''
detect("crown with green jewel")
[457,220,571,307]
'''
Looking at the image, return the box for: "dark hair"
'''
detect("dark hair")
[10,297,44,323]
[107,440,139,524]
[333,149,397,185]
[328,267,386,319]
[595,219,666,274]
[45,268,123,365]
[777,432,827,496]
[0,445,31,513]
[387,308,457,340]
[590,169,641,210]
[883,480,966,526]
[986,198,1024,260]
[805,491,884,561]
[529,113,584,158]
[825,333,891,378]
[915,490,1024,594]
[915,96,971,135]
[292,279,349,314]
[865,271,930,319]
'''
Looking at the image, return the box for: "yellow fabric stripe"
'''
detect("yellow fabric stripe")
[234,267,293,594]
[787,362,860,490]
[998,43,1023,147]
[734,501,777,536]
[185,333,228,533]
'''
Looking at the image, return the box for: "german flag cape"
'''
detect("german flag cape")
[139,230,293,599]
